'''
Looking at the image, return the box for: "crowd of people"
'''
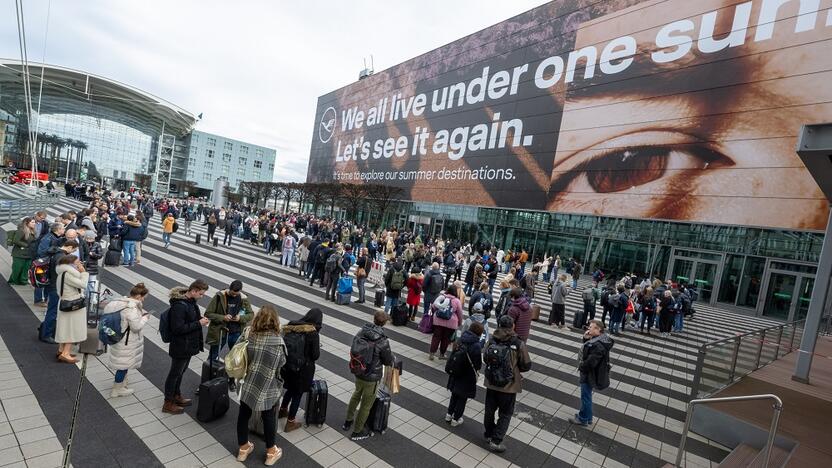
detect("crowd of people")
[4,182,719,461]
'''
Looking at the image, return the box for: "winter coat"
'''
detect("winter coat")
[551,280,569,305]
[55,264,90,344]
[446,330,482,399]
[166,286,204,358]
[280,323,320,395]
[239,332,287,411]
[431,293,464,330]
[10,231,36,259]
[579,333,613,390]
[84,241,103,276]
[163,216,176,234]
[406,275,423,306]
[461,313,489,344]
[464,259,478,284]
[469,290,493,316]
[423,268,444,296]
[384,264,405,298]
[353,324,394,382]
[204,290,253,345]
[483,328,532,394]
[507,296,532,342]
[297,243,310,262]
[120,221,145,241]
[107,298,147,370]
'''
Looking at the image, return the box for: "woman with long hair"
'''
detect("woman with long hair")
[279,308,322,432]
[55,255,89,363]
[107,283,150,397]
[236,304,286,465]
[8,217,37,285]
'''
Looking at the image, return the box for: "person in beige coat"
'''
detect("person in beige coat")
[108,283,150,397]
[55,255,90,364]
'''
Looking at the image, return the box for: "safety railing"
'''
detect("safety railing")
[689,319,805,399]
[0,190,60,224]
[675,394,783,468]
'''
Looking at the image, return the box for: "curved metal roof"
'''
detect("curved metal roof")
[0,59,196,136]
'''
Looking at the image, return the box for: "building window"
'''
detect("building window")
[240,145,249,155]
[192,134,199,142]
[190,146,197,155]
[187,169,194,178]
[221,164,230,173]
[238,157,247,165]
[253,171,261,179]
[219,176,228,181]
[222,153,231,162]
[224,141,233,151]
[268,163,274,171]
[254,160,262,169]
[203,172,212,181]
[237,168,245,177]
[205,161,213,169]
[188,158,196,166]
[206,149,215,159]
[256,149,264,158]
[207,137,216,147]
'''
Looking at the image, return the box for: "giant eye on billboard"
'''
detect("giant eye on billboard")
[308,0,832,231]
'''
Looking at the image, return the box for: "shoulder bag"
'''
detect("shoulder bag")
[59,272,87,312]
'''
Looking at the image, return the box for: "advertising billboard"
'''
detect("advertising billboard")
[308,0,832,231]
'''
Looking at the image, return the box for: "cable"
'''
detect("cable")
[32,0,53,177]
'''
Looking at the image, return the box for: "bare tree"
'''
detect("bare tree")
[270,182,286,211]
[304,183,327,215]
[366,184,404,228]
[340,183,367,221]
[321,183,342,217]
[283,182,303,213]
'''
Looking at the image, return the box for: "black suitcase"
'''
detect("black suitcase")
[374,289,384,307]
[108,238,122,252]
[197,353,229,422]
[104,249,121,266]
[367,387,391,434]
[195,233,201,245]
[213,237,218,247]
[305,380,328,427]
[391,304,408,326]
[201,358,226,383]
[572,310,585,329]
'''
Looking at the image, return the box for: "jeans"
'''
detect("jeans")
[184,219,192,234]
[447,393,469,420]
[164,357,191,400]
[674,312,684,332]
[543,272,550,282]
[487,278,496,295]
[223,232,233,246]
[483,389,516,444]
[357,277,366,302]
[87,275,98,298]
[326,274,340,301]
[122,240,136,265]
[208,331,242,363]
[423,293,436,316]
[346,379,378,432]
[238,402,276,448]
[34,286,46,304]
[578,382,593,424]
[162,232,171,246]
[430,325,454,355]
[114,369,128,383]
[610,309,624,334]
[640,311,655,333]
[39,289,59,340]
[572,278,578,289]
[280,387,304,420]
[282,249,294,266]
[384,296,399,314]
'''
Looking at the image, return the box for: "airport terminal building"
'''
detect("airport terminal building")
[307,0,832,320]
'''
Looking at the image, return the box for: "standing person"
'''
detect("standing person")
[206,212,218,243]
[469,282,493,318]
[83,231,103,296]
[205,280,253,392]
[506,288,532,342]
[120,215,145,266]
[428,284,464,361]
[578,283,599,329]
[107,283,150,397]
[223,216,236,247]
[162,213,176,248]
[135,211,148,265]
[183,206,194,235]
[163,280,210,414]
[445,321,483,427]
[571,260,583,289]
[297,238,311,278]
[55,255,89,363]
[8,217,37,285]
[549,274,569,328]
[354,247,371,303]
[609,285,627,336]
[639,287,656,335]
[35,223,65,310]
[383,260,406,313]
[279,308,322,433]
[39,239,75,344]
[405,267,424,321]
[482,315,532,453]
[658,290,675,338]
[422,262,444,316]
[569,320,613,427]
[235,304,286,466]
[342,311,395,441]
[281,231,295,266]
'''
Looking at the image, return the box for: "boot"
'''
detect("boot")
[162,400,184,414]
[173,394,193,407]
[284,420,302,433]
[278,407,288,419]
[110,381,135,398]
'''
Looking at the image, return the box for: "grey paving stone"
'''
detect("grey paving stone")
[133,420,169,438]
[310,446,344,467]
[8,415,49,433]
[153,441,191,464]
[171,421,203,440]
[3,396,42,421]
[0,446,24,466]
[0,378,28,392]
[181,431,216,452]
[0,434,18,451]
[204,454,244,468]
[19,438,62,459]
[161,413,193,430]
[125,411,159,428]
[0,423,11,437]
[164,453,203,468]
[14,425,55,445]
[116,402,152,418]
[0,385,33,400]
[194,443,233,466]
[144,431,177,451]
[21,450,63,468]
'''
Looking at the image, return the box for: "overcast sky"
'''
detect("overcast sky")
[0,0,544,182]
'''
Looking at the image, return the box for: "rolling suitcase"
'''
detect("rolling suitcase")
[212,237,219,247]
[367,387,391,434]
[197,350,229,422]
[336,292,351,305]
[305,380,328,427]
[104,249,121,266]
[201,355,226,383]
[195,233,201,245]
[374,289,384,307]
[572,309,585,329]
[391,304,408,326]
[530,304,541,322]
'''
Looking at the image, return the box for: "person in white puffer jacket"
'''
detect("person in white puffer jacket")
[108,283,150,398]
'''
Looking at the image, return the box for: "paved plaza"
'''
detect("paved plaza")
[0,188,784,468]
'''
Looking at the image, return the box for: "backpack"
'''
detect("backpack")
[172,221,179,233]
[283,332,307,373]
[98,307,129,346]
[348,333,376,377]
[28,256,51,288]
[445,344,471,376]
[159,308,172,343]
[582,288,595,303]
[688,289,699,302]
[389,269,405,291]
[224,337,249,379]
[478,295,492,312]
[428,271,443,294]
[600,290,610,307]
[316,247,328,263]
[325,253,341,273]
[609,293,622,309]
[483,339,515,388]
[433,295,453,320]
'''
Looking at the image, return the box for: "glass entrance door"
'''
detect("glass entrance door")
[796,277,814,321]
[671,259,695,285]
[761,270,815,321]
[667,249,724,305]
[693,262,718,302]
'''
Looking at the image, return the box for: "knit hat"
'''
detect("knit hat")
[473,301,484,312]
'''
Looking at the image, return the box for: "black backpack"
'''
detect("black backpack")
[348,333,376,377]
[600,290,610,307]
[325,253,341,273]
[483,339,515,388]
[445,344,470,376]
[283,332,307,372]
[316,248,328,263]
[429,272,443,294]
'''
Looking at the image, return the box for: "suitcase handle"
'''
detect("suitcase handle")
[210,327,225,380]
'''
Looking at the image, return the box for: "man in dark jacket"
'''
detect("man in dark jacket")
[37,240,76,344]
[570,319,613,427]
[163,280,209,414]
[119,215,145,266]
[342,311,394,441]
[309,241,332,287]
[383,260,405,313]
[34,223,65,310]
[422,262,444,316]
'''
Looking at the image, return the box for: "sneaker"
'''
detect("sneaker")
[428,353,435,361]
[236,442,254,462]
[349,429,374,441]
[341,420,353,432]
[438,353,447,360]
[568,416,590,426]
[451,418,464,427]
[444,413,452,422]
[488,441,507,453]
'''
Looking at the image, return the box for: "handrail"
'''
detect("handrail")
[0,190,60,224]
[676,394,783,468]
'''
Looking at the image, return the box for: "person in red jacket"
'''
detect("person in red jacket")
[405,267,423,321]
[506,287,532,342]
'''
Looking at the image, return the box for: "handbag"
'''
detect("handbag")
[225,328,250,380]
[356,267,367,278]
[59,272,87,312]
[383,365,401,394]
[417,312,434,334]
